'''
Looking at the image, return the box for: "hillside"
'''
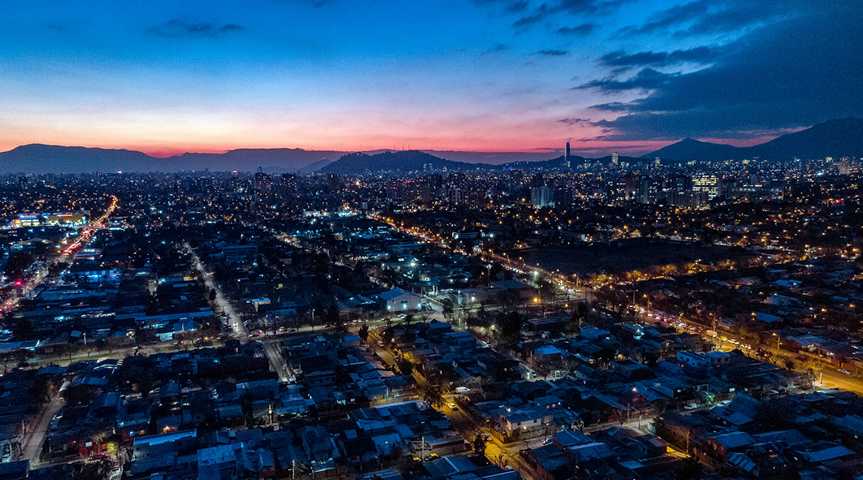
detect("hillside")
[1,118,861,173]
[320,151,489,174]
[646,118,863,161]
[0,145,342,174]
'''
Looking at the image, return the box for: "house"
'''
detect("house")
[378,288,425,312]
[497,407,554,442]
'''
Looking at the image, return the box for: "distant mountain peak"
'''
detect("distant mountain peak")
[647,118,863,161]
[2,117,862,173]
[647,137,740,162]
[320,150,474,174]
[0,143,341,174]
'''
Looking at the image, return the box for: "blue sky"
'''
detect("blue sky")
[0,0,859,156]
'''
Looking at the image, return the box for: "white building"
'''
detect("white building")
[379,288,425,312]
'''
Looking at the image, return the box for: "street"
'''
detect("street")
[184,242,296,383]
[19,393,65,466]
[1,195,119,316]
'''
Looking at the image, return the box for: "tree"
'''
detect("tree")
[567,302,589,335]
[441,298,454,320]
[325,304,342,329]
[75,459,113,480]
[496,311,523,342]
[398,359,414,376]
[473,434,487,454]
[358,324,370,343]
[496,290,520,308]
[4,251,34,278]
[11,317,34,340]
[422,384,444,407]
[754,398,792,429]
[573,302,589,323]
[674,458,703,480]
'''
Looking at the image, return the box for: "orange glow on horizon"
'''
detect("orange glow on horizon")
[0,136,669,158]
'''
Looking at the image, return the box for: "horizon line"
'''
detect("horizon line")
[0,137,730,160]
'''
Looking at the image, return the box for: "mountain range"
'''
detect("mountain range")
[1,118,861,174]
[647,118,863,162]
[0,145,344,174]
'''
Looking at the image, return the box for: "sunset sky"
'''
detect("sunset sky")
[0,0,859,157]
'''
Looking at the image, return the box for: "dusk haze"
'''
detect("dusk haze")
[1,1,862,479]
[2,1,860,160]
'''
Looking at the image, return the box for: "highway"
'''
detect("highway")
[25,340,208,369]
[1,195,119,316]
[3,196,120,465]
[376,213,863,397]
[820,368,863,395]
[367,211,863,478]
[635,307,863,395]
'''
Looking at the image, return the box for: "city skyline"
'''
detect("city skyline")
[2,0,860,157]
[2,2,863,478]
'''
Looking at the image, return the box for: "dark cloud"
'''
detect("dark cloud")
[624,0,710,35]
[513,4,550,28]
[474,0,530,13]
[45,23,69,33]
[599,50,665,67]
[506,0,531,12]
[481,43,510,55]
[556,0,632,14]
[675,1,789,36]
[557,23,594,36]
[621,0,797,37]
[558,117,592,126]
[598,46,722,69]
[577,68,675,92]
[588,102,631,112]
[534,49,569,56]
[513,0,630,29]
[148,19,244,38]
[589,3,863,139]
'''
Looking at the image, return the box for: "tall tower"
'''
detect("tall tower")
[565,139,571,168]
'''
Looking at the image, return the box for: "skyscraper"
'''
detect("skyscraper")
[254,168,273,192]
[564,140,571,169]
[531,185,555,208]
[692,174,719,201]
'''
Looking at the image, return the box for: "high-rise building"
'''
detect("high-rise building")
[617,173,640,202]
[837,157,853,175]
[611,152,620,166]
[565,140,571,168]
[254,168,272,192]
[530,185,555,208]
[448,187,464,205]
[665,174,693,207]
[278,174,297,195]
[638,176,657,204]
[692,174,719,200]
